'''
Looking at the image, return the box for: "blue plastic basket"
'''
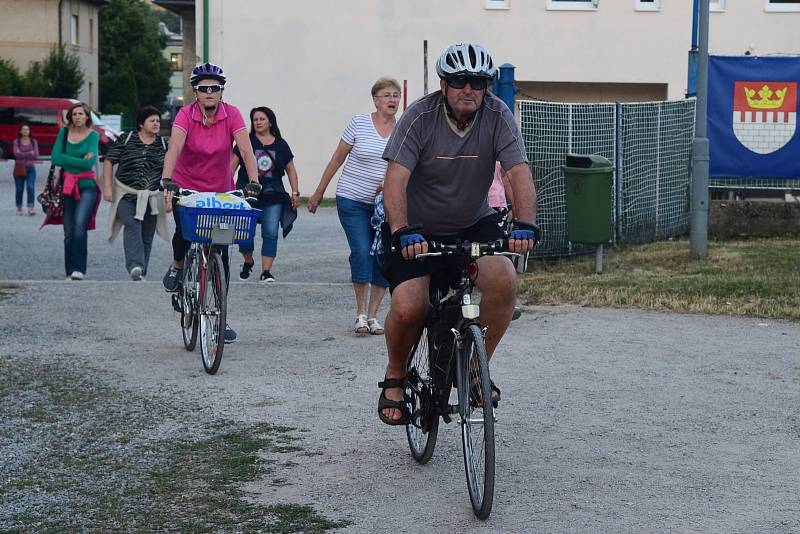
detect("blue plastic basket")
[177,205,261,244]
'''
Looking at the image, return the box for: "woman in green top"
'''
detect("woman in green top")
[51,102,100,281]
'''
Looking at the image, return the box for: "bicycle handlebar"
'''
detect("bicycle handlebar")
[409,239,521,260]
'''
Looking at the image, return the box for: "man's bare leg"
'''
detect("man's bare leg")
[381,275,430,422]
[473,256,517,359]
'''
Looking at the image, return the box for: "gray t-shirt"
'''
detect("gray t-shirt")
[383,90,528,235]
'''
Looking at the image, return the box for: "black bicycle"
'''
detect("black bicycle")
[403,238,523,519]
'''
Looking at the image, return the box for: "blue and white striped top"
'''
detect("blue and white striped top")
[336,113,393,204]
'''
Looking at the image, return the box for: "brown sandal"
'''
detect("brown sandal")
[377,378,411,425]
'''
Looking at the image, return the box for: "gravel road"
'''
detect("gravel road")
[1,167,799,533]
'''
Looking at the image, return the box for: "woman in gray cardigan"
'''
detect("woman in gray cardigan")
[103,106,170,281]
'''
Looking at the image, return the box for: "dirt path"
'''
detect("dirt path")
[1,175,799,532]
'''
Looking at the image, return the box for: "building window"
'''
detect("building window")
[485,0,510,9]
[89,18,94,49]
[547,0,597,11]
[765,0,800,11]
[710,0,726,11]
[635,0,660,11]
[170,53,183,72]
[70,15,79,45]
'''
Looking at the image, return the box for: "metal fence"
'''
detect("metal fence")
[519,98,697,257]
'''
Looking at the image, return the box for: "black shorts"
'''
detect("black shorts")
[383,213,507,293]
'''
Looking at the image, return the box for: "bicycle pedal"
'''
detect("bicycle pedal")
[171,293,182,313]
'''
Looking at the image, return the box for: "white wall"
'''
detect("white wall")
[203,0,799,197]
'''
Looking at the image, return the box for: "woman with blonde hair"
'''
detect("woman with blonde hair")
[308,77,401,335]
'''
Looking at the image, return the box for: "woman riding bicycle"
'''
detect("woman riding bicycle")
[160,62,261,344]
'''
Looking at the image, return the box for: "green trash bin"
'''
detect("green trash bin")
[562,153,613,244]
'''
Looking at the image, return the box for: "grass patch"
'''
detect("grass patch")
[519,238,800,321]
[0,358,347,533]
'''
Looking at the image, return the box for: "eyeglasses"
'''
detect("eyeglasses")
[446,77,489,90]
[375,93,401,99]
[195,84,223,94]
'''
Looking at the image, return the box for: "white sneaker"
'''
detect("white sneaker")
[130,266,143,281]
[70,271,84,280]
[367,318,384,335]
[354,314,369,334]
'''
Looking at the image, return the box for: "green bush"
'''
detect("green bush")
[0,58,23,95]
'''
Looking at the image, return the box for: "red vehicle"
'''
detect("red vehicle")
[0,96,119,159]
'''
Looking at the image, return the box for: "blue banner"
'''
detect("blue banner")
[708,56,800,178]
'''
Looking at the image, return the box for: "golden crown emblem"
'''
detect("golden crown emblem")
[744,85,787,110]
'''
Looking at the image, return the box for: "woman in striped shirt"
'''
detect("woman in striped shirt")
[308,77,401,335]
[103,106,170,281]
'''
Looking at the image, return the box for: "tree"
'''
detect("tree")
[20,62,49,97]
[0,58,22,95]
[99,0,171,116]
[19,47,84,99]
[42,47,85,98]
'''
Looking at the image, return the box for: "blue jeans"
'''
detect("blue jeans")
[14,166,36,208]
[63,186,98,276]
[239,202,282,257]
[336,195,388,287]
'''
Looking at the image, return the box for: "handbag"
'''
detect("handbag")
[12,161,27,178]
[37,166,65,218]
[37,128,68,218]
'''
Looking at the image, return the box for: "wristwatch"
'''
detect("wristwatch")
[292,191,300,197]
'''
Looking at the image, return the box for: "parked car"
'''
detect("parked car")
[0,96,118,159]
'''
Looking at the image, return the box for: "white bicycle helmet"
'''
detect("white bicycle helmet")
[435,42,496,80]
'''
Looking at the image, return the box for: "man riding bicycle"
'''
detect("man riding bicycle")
[378,42,539,425]
[160,63,261,344]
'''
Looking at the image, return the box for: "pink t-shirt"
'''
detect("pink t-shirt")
[172,101,247,192]
[487,161,507,209]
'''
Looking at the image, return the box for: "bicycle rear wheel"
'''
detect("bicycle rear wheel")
[199,250,227,375]
[458,323,495,519]
[180,247,198,351]
[405,326,439,464]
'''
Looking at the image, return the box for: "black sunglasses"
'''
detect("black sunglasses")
[446,77,490,90]
[196,84,223,94]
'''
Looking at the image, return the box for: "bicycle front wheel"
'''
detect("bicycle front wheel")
[199,251,227,374]
[458,323,495,519]
[180,247,198,351]
[405,326,439,464]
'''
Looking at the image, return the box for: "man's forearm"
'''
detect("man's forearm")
[507,163,537,223]
[383,179,408,233]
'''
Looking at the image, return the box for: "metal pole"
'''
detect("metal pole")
[690,0,709,258]
[595,244,604,274]
[495,63,516,112]
[423,40,428,95]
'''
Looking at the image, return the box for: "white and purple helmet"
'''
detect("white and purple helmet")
[190,63,226,86]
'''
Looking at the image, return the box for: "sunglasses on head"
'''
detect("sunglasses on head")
[196,84,223,94]
[446,77,490,90]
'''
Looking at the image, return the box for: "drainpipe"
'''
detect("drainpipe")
[687,0,698,96]
[203,0,209,62]
[58,0,64,46]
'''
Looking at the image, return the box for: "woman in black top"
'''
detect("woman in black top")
[231,106,300,282]
[103,106,170,281]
